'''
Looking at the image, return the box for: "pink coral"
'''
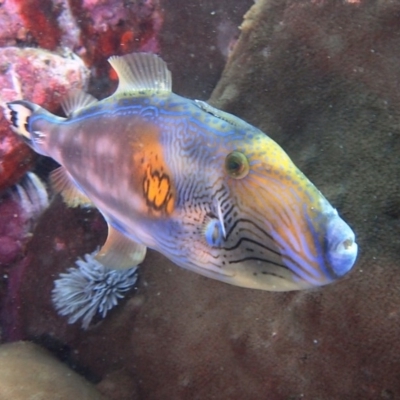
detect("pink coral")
[0,173,48,267]
[0,0,27,47]
[0,125,35,192]
[0,0,163,65]
[0,47,89,191]
[0,46,89,107]
[73,0,163,68]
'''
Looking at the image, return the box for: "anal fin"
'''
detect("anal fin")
[95,224,147,270]
[50,167,93,207]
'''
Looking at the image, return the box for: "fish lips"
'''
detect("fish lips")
[324,211,358,279]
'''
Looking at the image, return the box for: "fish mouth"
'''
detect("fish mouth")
[324,211,358,278]
[290,207,358,285]
[265,203,358,288]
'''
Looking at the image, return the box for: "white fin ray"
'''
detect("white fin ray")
[50,166,93,208]
[108,53,172,95]
[61,89,98,117]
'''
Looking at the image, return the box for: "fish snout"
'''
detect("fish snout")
[325,211,358,278]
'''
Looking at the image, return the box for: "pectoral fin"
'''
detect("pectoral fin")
[95,224,147,269]
[50,167,93,208]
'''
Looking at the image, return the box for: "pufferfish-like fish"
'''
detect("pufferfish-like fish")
[6,52,357,293]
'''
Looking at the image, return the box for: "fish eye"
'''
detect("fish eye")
[225,151,249,179]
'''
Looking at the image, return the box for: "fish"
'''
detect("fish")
[5,52,358,292]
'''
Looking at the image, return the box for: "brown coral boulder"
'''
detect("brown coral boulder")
[132,1,400,398]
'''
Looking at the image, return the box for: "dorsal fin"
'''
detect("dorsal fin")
[61,89,98,117]
[108,53,172,96]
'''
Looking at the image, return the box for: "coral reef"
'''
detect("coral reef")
[75,0,163,63]
[0,196,107,341]
[0,46,90,107]
[0,125,35,193]
[0,0,162,63]
[0,341,106,399]
[2,0,400,400]
[0,173,48,267]
[0,47,89,337]
[0,47,90,191]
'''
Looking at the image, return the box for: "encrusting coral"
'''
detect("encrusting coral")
[0,173,48,267]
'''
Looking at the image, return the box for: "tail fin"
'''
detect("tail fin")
[6,101,39,142]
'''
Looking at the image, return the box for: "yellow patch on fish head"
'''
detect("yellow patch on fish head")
[221,132,344,289]
[227,134,323,218]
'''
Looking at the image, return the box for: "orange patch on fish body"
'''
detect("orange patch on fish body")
[128,121,175,217]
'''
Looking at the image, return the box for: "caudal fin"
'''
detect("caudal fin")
[6,101,39,141]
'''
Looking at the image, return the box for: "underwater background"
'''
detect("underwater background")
[0,0,399,399]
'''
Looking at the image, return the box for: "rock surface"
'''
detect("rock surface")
[0,341,107,399]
